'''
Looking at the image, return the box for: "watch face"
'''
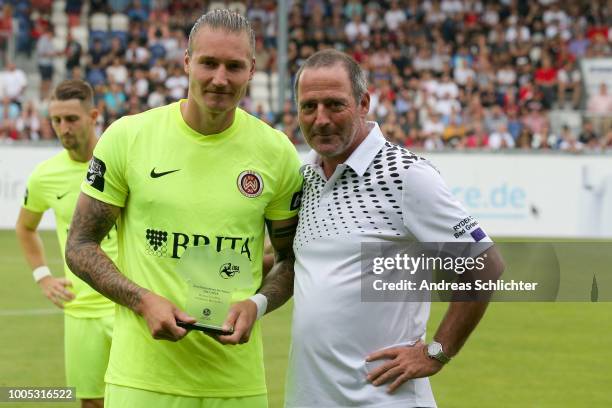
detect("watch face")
[428,342,442,356]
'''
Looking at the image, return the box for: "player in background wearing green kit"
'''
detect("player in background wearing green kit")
[15,79,117,408]
[65,9,302,408]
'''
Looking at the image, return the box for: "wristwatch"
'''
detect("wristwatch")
[426,341,451,364]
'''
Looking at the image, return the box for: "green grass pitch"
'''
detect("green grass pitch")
[0,230,610,407]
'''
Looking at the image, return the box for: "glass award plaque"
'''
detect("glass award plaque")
[176,246,253,334]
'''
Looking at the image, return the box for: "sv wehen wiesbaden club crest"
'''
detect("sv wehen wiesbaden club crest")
[237,170,263,198]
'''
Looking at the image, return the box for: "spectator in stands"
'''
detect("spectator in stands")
[516,127,533,150]
[531,122,559,150]
[422,112,445,148]
[103,82,127,119]
[344,0,363,20]
[106,57,129,86]
[64,32,82,76]
[568,28,590,58]
[587,83,612,114]
[534,55,557,109]
[384,0,406,31]
[344,12,369,44]
[0,4,13,67]
[277,110,301,145]
[35,25,55,100]
[6,0,612,154]
[106,37,126,62]
[381,111,406,145]
[109,0,130,13]
[127,0,149,22]
[0,96,20,139]
[164,65,188,101]
[464,122,489,149]
[602,130,612,150]
[442,113,467,147]
[150,58,168,84]
[578,121,600,148]
[15,101,42,140]
[147,83,167,109]
[489,123,515,150]
[125,39,150,70]
[557,60,581,109]
[522,103,547,135]
[88,38,108,71]
[507,109,523,141]
[254,37,272,72]
[484,105,508,135]
[129,69,150,105]
[559,125,583,152]
[2,62,27,108]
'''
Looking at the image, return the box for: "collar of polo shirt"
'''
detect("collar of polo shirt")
[301,121,386,177]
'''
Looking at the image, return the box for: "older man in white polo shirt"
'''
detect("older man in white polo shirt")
[283,49,504,408]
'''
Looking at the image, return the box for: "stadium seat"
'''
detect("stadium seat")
[110,31,129,48]
[149,43,167,66]
[90,12,110,32]
[208,2,227,12]
[52,0,66,13]
[50,11,68,27]
[549,109,583,134]
[89,30,109,50]
[86,68,106,86]
[110,13,130,32]
[70,25,89,52]
[251,71,269,89]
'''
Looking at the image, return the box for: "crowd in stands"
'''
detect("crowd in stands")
[1,0,612,151]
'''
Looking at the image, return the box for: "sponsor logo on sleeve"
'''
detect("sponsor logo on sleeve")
[24,188,28,205]
[290,191,302,211]
[470,227,487,242]
[86,156,106,192]
[237,170,263,198]
[452,216,487,241]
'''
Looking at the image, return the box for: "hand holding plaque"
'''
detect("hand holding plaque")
[176,246,253,334]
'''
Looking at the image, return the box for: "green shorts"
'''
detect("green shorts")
[64,314,114,399]
[105,384,268,408]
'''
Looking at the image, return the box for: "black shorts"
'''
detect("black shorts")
[39,64,54,80]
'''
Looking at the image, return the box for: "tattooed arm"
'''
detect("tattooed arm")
[66,193,195,341]
[218,216,297,345]
[259,217,297,312]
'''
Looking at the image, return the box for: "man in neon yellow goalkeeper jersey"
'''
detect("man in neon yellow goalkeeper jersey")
[65,9,302,408]
[16,79,117,408]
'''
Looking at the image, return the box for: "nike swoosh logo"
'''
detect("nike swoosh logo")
[56,192,69,200]
[150,168,181,178]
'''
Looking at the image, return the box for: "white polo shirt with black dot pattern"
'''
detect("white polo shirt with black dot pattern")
[287,123,491,408]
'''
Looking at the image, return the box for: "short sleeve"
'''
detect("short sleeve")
[264,133,304,221]
[401,160,492,244]
[81,118,129,207]
[23,168,49,214]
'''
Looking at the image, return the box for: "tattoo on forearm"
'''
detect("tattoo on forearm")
[66,199,146,310]
[260,219,297,313]
[259,247,295,313]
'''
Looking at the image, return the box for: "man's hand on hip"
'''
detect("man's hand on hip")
[366,341,443,394]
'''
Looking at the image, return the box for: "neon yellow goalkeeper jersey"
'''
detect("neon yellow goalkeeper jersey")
[81,101,303,397]
[23,149,117,318]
